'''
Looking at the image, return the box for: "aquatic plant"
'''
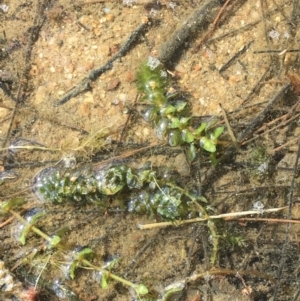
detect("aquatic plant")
[249,145,270,180]
[4,56,224,296]
[1,53,227,300]
[136,57,224,162]
[12,208,46,245]
[0,199,149,299]
[33,163,206,221]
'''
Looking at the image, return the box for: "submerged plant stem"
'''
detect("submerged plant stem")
[81,259,147,293]
[2,205,149,295]
[7,209,53,243]
[82,259,148,295]
[207,220,218,264]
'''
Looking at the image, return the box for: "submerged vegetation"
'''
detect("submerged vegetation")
[1,57,227,300]
[137,56,224,163]
[2,50,298,300]
[1,5,299,298]
[34,162,207,220]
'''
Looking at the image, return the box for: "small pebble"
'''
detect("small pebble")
[107,78,120,91]
[118,93,127,102]
[106,13,115,22]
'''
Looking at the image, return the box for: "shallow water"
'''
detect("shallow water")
[1,1,300,300]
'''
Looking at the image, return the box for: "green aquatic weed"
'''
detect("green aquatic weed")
[136,62,224,158]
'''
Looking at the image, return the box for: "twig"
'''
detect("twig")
[219,103,236,143]
[254,49,300,54]
[2,2,46,148]
[254,98,300,134]
[234,217,300,224]
[192,0,232,52]
[0,82,17,102]
[54,19,150,106]
[76,0,113,4]
[158,0,221,64]
[269,136,300,154]
[219,40,254,73]
[118,94,140,142]
[207,18,261,44]
[241,64,272,105]
[164,268,276,290]
[237,83,290,143]
[260,0,272,52]
[138,206,287,230]
[241,111,300,146]
[93,141,162,170]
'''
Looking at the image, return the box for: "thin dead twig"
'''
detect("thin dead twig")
[118,94,140,142]
[2,2,46,148]
[238,83,291,143]
[242,112,300,147]
[54,19,150,106]
[255,98,300,134]
[139,206,287,230]
[193,0,233,52]
[76,0,113,4]
[234,217,300,224]
[158,0,221,63]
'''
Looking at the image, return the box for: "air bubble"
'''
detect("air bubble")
[253,201,264,211]
[147,55,161,70]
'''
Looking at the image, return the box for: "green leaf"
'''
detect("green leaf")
[49,235,61,248]
[69,261,78,280]
[198,195,208,203]
[19,211,45,245]
[19,228,28,245]
[210,153,218,166]
[166,91,178,99]
[194,123,207,135]
[31,211,46,223]
[101,273,109,289]
[174,101,187,112]
[143,107,158,122]
[77,247,93,260]
[155,118,169,139]
[169,117,180,129]
[187,143,197,162]
[205,119,218,131]
[99,167,126,195]
[161,287,184,300]
[160,104,176,115]
[138,169,155,183]
[181,129,194,143]
[212,126,224,139]
[179,117,191,125]
[1,198,26,213]
[168,130,183,146]
[105,257,120,270]
[148,91,167,106]
[134,284,149,295]
[69,247,93,279]
[199,137,216,153]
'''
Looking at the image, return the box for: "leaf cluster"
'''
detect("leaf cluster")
[137,63,224,160]
[34,163,206,220]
